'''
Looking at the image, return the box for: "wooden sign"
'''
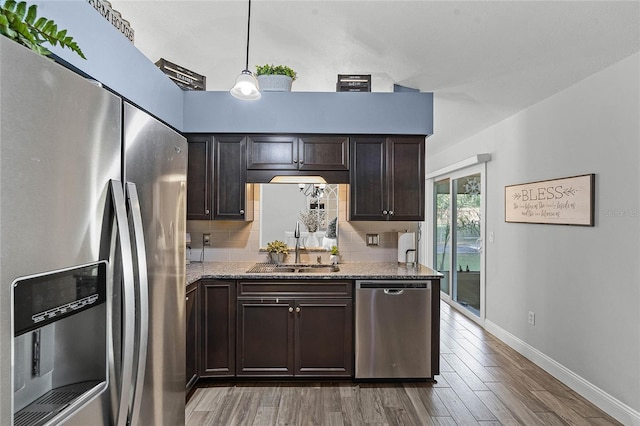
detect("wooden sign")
[336,74,371,92]
[505,174,595,226]
[155,58,206,91]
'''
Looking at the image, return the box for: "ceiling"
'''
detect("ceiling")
[109,1,639,153]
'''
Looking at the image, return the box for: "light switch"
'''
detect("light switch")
[366,234,379,246]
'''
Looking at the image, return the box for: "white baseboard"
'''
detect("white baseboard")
[484,319,640,426]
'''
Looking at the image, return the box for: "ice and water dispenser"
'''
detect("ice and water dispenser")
[12,262,108,426]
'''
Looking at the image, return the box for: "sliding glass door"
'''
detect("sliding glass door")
[433,165,485,322]
[434,179,451,295]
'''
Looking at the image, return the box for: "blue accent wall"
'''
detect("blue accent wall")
[31,0,184,129]
[183,91,433,135]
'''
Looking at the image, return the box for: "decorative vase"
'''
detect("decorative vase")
[305,232,320,248]
[257,75,293,92]
[269,252,286,264]
[330,254,339,266]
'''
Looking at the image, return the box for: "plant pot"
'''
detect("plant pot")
[269,252,286,264]
[257,75,293,92]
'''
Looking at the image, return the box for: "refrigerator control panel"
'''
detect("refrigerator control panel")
[13,261,107,336]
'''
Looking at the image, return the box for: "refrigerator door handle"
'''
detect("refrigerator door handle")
[125,182,149,426]
[110,180,136,426]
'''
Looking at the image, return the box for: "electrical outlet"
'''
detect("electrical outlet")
[203,233,211,246]
[366,234,379,246]
[528,311,535,326]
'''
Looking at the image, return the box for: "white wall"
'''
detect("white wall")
[427,53,640,423]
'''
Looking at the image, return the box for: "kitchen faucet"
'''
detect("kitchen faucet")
[294,221,301,263]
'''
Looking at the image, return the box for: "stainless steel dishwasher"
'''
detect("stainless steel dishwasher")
[355,280,432,379]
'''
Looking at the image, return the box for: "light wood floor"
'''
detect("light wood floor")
[186,300,620,425]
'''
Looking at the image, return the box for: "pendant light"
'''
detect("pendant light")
[230,0,261,100]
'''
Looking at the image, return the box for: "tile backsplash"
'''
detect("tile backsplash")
[186,185,420,264]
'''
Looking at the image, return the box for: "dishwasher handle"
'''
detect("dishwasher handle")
[384,288,404,295]
[356,280,431,290]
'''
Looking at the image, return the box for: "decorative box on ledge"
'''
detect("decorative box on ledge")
[155,58,206,91]
[336,74,371,92]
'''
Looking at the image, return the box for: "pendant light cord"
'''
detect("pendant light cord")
[244,0,252,71]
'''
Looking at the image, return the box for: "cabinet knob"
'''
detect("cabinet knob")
[293,160,298,164]
[382,210,388,215]
[239,209,245,215]
[389,210,394,215]
[288,306,294,313]
[186,296,189,301]
[299,160,304,164]
[295,306,301,313]
[205,209,210,215]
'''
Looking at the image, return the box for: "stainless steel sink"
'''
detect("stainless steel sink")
[273,263,340,273]
[246,262,340,274]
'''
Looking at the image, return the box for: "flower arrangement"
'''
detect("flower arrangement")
[298,209,325,233]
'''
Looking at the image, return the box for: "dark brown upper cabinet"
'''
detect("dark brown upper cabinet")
[247,135,348,171]
[349,136,425,221]
[213,135,254,221]
[186,134,253,221]
[186,135,212,220]
[298,136,349,170]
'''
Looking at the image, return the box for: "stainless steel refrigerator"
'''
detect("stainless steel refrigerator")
[0,36,187,425]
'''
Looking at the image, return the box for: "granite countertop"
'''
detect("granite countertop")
[186,262,443,285]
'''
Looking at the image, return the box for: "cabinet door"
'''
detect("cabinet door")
[349,136,387,220]
[200,280,235,377]
[186,135,212,220]
[294,298,353,377]
[246,135,298,170]
[298,136,349,170]
[213,135,253,220]
[185,282,199,391]
[236,299,294,376]
[387,136,425,221]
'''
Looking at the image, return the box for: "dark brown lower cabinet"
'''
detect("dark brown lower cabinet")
[236,281,353,377]
[185,281,199,393]
[294,298,353,377]
[200,280,236,377]
[236,300,295,376]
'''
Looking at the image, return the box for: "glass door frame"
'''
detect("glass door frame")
[428,163,486,326]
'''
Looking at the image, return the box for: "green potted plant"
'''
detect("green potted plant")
[0,1,85,59]
[330,245,340,265]
[266,240,289,263]
[255,63,297,92]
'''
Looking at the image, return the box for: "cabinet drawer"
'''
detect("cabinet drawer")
[238,280,353,298]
